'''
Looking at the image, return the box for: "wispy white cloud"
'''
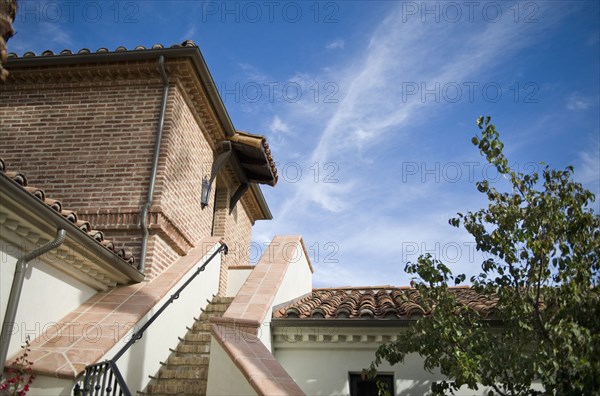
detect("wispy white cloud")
[269,115,290,134]
[576,136,600,212]
[41,22,73,48]
[326,39,345,50]
[9,21,73,54]
[275,3,559,221]
[566,93,593,110]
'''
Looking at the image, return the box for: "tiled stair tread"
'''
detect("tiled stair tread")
[141,296,232,396]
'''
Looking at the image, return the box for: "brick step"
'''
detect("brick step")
[145,379,207,395]
[165,354,209,366]
[143,296,233,396]
[180,333,211,343]
[188,322,212,332]
[169,343,210,353]
[154,366,208,380]
[202,302,231,313]
[196,311,223,321]
[211,296,235,305]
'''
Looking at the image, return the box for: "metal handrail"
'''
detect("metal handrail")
[73,360,130,396]
[73,242,228,396]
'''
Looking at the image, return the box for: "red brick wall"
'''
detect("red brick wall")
[154,83,215,246]
[0,79,160,210]
[0,61,257,282]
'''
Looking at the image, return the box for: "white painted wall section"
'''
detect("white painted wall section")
[0,241,96,358]
[205,338,258,396]
[259,242,312,352]
[226,267,252,297]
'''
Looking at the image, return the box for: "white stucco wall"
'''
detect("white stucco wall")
[0,241,96,358]
[226,267,252,297]
[97,242,223,394]
[23,376,74,396]
[205,338,258,396]
[273,326,540,396]
[259,242,312,352]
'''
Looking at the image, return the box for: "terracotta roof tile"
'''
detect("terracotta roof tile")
[7,40,198,60]
[274,287,498,320]
[229,131,278,186]
[0,157,135,266]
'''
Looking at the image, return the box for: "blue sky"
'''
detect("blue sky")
[10,1,600,287]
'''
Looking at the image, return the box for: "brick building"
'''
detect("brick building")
[0,41,296,395]
[0,40,277,281]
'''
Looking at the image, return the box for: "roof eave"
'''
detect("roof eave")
[0,173,144,283]
[271,317,504,327]
[271,318,418,328]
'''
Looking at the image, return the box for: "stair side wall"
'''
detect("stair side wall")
[98,242,222,393]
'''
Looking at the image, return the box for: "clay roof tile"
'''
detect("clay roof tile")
[274,286,497,321]
[0,158,135,266]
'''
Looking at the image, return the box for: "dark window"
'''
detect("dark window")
[349,373,394,396]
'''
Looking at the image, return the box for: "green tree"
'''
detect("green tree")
[369,116,600,395]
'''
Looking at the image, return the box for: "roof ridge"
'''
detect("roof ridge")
[7,40,198,60]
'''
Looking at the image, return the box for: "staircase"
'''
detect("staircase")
[140,296,234,396]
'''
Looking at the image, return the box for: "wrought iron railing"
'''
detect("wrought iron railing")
[73,242,228,396]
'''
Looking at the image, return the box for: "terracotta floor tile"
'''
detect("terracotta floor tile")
[262,357,292,379]
[117,302,152,317]
[59,311,82,324]
[224,303,246,315]
[41,335,79,349]
[251,377,286,395]
[72,336,118,352]
[73,302,93,313]
[236,356,268,380]
[99,314,139,335]
[75,311,110,326]
[55,363,77,379]
[85,292,108,302]
[134,287,168,298]
[232,294,251,304]
[88,302,119,314]
[148,279,177,290]
[108,282,145,295]
[35,352,69,376]
[124,294,159,307]
[98,293,129,304]
[65,348,104,365]
[58,322,89,341]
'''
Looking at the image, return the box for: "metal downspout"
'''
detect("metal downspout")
[139,56,169,273]
[0,229,67,381]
